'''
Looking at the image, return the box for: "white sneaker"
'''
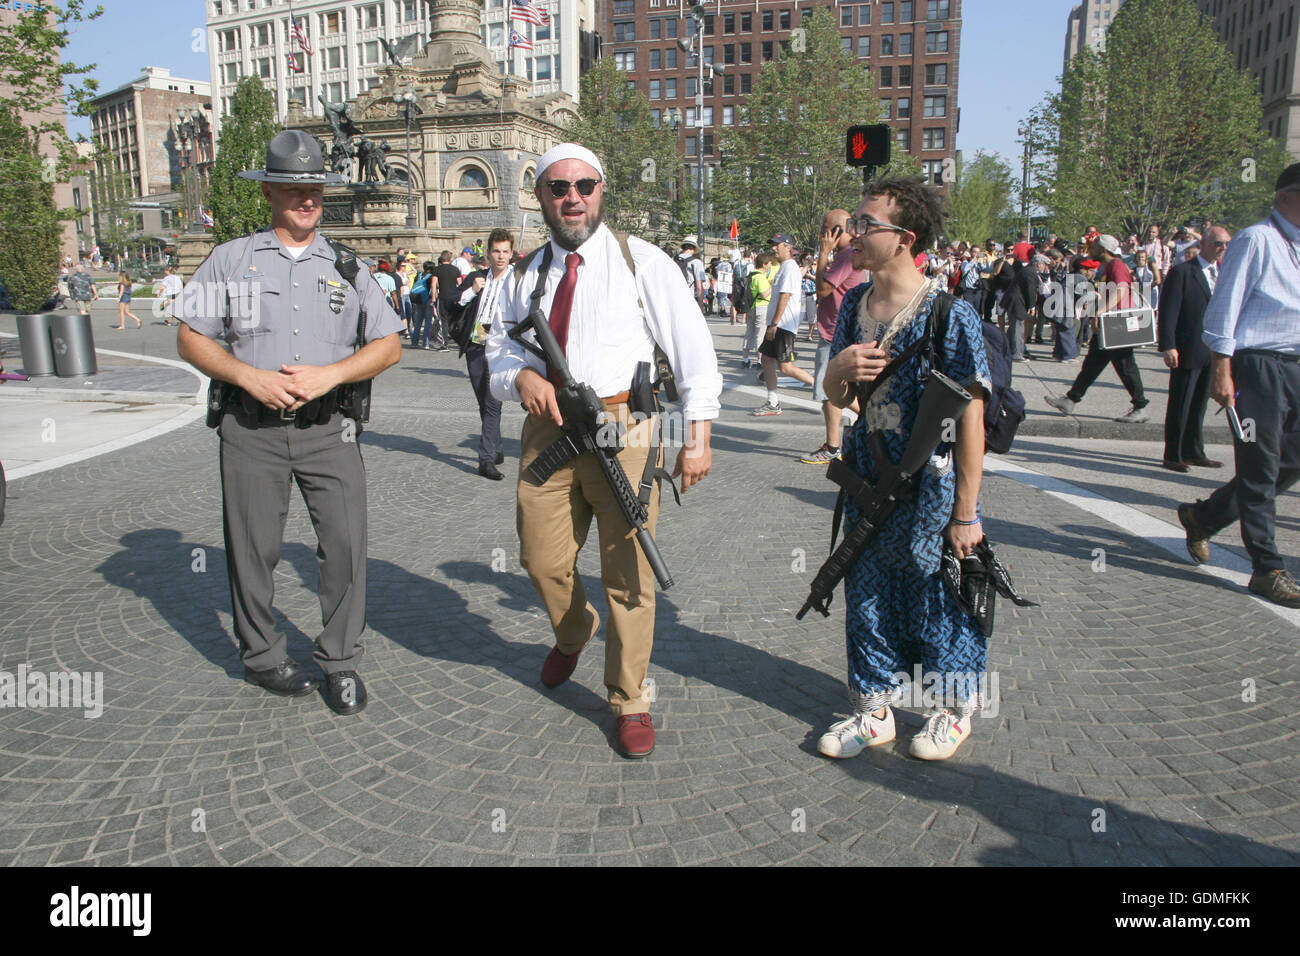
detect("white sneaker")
[1114,405,1150,424]
[909,709,971,761]
[817,706,896,758]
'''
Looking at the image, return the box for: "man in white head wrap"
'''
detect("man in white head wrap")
[485,143,724,759]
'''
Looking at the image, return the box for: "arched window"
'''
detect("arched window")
[521,167,535,192]
[459,166,488,189]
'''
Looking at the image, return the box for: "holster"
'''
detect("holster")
[206,380,233,429]
[630,361,656,418]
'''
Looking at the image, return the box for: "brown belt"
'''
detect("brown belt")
[601,390,631,407]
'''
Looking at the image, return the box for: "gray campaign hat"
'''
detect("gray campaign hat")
[238,130,347,185]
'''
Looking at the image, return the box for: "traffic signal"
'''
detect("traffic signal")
[845,125,891,168]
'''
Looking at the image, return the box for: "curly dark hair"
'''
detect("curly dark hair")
[862,176,947,254]
[487,227,514,249]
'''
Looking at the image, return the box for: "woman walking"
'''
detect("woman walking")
[114,272,141,329]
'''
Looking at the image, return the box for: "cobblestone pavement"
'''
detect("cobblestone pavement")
[1,338,1298,866]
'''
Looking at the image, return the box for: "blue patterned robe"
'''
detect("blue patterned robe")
[829,283,993,704]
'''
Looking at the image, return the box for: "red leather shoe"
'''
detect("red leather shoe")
[540,646,580,687]
[616,713,655,759]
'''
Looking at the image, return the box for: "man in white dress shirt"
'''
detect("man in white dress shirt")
[486,143,722,758]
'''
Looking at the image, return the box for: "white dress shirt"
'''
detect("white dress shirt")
[1196,255,1217,292]
[486,223,723,421]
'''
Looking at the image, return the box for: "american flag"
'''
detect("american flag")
[508,29,533,51]
[511,0,549,26]
[290,12,313,55]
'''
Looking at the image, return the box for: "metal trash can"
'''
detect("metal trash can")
[50,312,98,378]
[15,312,56,377]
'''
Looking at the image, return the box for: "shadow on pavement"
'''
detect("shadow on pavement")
[95,528,314,678]
[362,429,480,476]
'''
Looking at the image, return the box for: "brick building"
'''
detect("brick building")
[597,0,961,211]
[87,67,213,200]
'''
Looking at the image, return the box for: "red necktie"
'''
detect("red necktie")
[547,252,582,388]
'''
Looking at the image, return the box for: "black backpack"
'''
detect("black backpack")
[928,292,1025,454]
[731,269,754,314]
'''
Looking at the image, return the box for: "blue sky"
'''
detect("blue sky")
[62,0,1078,176]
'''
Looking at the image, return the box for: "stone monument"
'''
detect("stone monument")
[281,0,577,260]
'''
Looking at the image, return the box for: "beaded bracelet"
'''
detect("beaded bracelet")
[949,516,982,526]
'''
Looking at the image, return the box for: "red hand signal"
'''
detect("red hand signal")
[852,132,867,159]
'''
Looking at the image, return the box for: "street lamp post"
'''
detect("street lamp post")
[679,2,722,253]
[176,108,192,232]
[395,89,418,230]
[1019,118,1034,239]
[177,108,205,234]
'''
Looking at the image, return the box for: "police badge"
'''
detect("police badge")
[328,286,347,314]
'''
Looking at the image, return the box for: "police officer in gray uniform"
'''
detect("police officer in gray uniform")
[177,130,403,715]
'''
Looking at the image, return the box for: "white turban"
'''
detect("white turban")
[536,143,606,181]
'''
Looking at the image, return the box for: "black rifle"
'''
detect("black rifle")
[507,307,673,591]
[796,368,973,620]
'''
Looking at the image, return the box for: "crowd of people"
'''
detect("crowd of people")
[104,126,1300,763]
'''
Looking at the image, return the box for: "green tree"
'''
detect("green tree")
[0,1,103,178]
[714,8,911,248]
[947,151,1016,245]
[210,77,280,243]
[1041,0,1280,238]
[563,56,684,240]
[0,105,61,311]
[0,2,101,312]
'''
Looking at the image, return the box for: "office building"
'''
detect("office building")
[1196,0,1299,160]
[206,0,595,139]
[599,0,962,214]
[1063,0,1124,74]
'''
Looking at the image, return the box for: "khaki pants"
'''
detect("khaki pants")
[517,405,662,716]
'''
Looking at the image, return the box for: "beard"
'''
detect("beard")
[542,196,604,251]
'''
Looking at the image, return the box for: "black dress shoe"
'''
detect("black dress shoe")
[1186,457,1223,468]
[244,659,316,697]
[478,461,504,480]
[1161,459,1190,473]
[324,671,367,715]
[494,452,505,465]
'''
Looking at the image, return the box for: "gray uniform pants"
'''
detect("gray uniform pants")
[219,408,367,675]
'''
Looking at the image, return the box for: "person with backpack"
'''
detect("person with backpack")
[174,130,404,716]
[740,252,776,368]
[676,237,707,312]
[485,143,722,759]
[815,176,994,763]
[408,261,437,349]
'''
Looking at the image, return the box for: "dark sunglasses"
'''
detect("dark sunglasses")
[847,215,912,237]
[542,178,602,198]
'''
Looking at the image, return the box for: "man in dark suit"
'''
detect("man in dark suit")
[454,231,512,480]
[1006,255,1047,362]
[1157,226,1231,472]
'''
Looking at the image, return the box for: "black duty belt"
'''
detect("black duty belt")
[231,386,341,427]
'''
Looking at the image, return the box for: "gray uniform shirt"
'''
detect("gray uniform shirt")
[179,227,404,370]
